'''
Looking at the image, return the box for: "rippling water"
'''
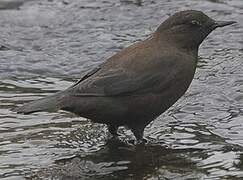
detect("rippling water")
[0,0,242,179]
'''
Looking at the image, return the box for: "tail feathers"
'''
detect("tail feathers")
[13,93,65,114]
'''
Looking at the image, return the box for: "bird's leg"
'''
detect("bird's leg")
[131,126,147,144]
[108,125,119,137]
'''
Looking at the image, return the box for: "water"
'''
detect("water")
[0,0,242,179]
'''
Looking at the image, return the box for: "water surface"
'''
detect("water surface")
[0,0,242,179]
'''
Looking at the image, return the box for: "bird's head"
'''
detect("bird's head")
[156,10,236,51]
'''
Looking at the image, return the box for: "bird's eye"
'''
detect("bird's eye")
[190,20,202,26]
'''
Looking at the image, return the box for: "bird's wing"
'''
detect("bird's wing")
[70,66,101,88]
[69,69,160,97]
[68,55,180,97]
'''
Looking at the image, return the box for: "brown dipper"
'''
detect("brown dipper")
[14,10,236,142]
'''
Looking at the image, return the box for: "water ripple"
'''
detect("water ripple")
[0,0,242,179]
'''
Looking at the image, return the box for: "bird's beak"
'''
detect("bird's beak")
[212,20,237,29]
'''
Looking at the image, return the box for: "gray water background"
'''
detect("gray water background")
[0,0,242,179]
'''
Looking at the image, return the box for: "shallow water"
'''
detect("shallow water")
[0,0,242,179]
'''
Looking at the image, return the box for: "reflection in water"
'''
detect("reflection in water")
[0,0,242,179]
[31,139,205,180]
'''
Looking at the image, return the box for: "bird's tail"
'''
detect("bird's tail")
[13,92,66,114]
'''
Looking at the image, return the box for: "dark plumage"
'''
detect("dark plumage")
[13,10,236,142]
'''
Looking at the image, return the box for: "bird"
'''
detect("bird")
[13,10,236,143]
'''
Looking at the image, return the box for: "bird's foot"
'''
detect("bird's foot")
[125,137,148,145]
[108,125,120,137]
[108,132,120,140]
[107,134,120,143]
[136,138,148,145]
